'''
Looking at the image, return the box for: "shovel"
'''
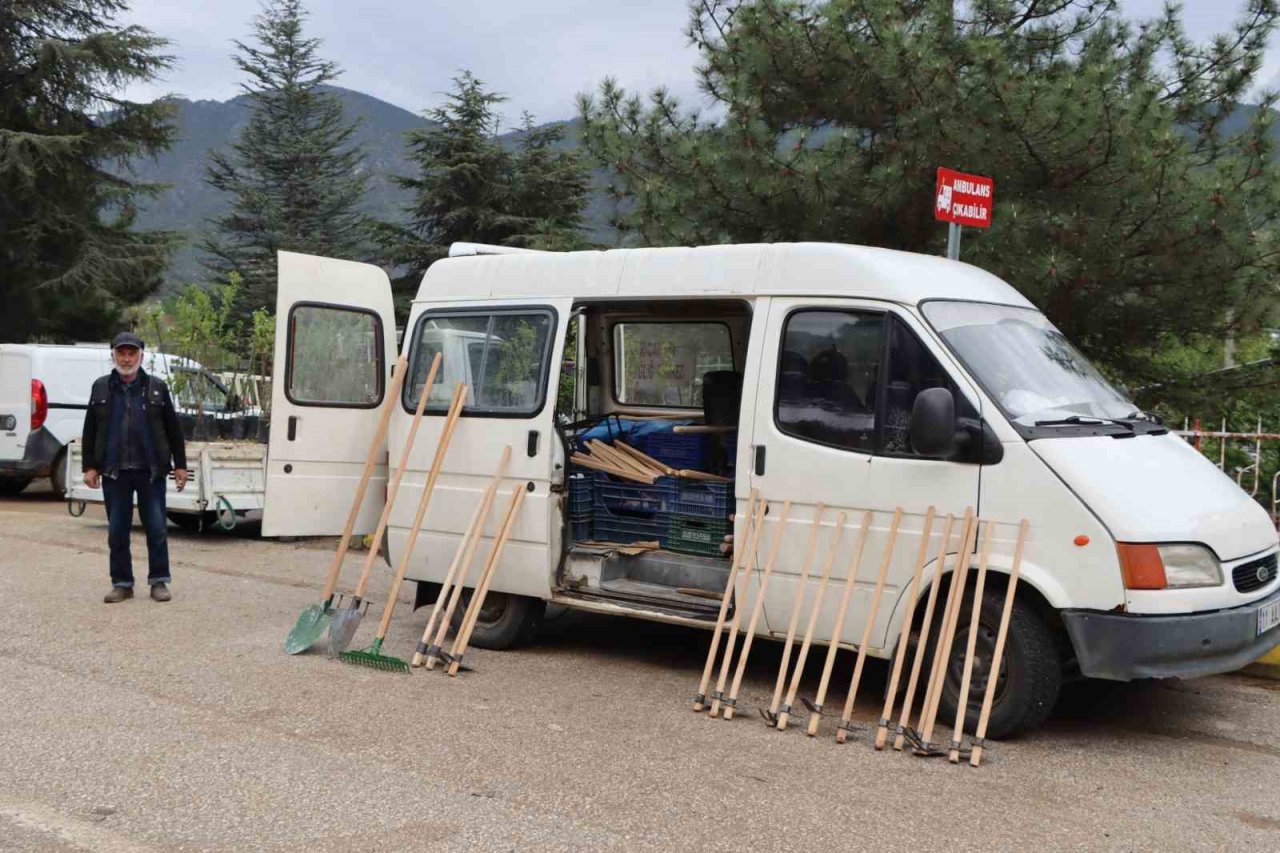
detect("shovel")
[341,383,467,672]
[285,354,409,655]
[327,352,442,656]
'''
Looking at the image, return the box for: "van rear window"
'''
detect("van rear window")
[405,309,556,417]
[612,322,734,408]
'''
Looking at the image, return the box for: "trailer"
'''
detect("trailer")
[64,439,267,532]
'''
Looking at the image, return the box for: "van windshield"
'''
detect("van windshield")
[921,301,1136,427]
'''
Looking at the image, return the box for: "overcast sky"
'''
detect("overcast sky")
[118,1,1275,126]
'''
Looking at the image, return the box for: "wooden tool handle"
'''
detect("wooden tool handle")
[724,501,793,718]
[350,352,442,600]
[693,489,759,711]
[919,511,980,744]
[768,504,827,718]
[319,354,409,601]
[448,484,527,673]
[836,507,904,742]
[875,507,936,750]
[414,445,511,666]
[894,513,956,750]
[374,383,467,641]
[806,510,872,737]
[425,450,510,668]
[613,441,675,476]
[971,519,1030,767]
[778,511,847,731]
[950,520,996,762]
[709,498,769,717]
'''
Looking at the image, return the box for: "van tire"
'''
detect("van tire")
[49,449,67,497]
[0,476,32,497]
[449,591,544,650]
[933,587,1061,741]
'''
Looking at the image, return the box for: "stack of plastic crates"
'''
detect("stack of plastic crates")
[591,472,674,546]
[635,431,709,471]
[667,479,733,556]
[567,473,593,541]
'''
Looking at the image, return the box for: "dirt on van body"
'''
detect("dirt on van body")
[3,484,1280,851]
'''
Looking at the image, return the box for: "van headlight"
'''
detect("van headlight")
[1159,544,1223,588]
[1117,543,1222,589]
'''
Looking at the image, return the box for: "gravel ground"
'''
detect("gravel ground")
[3,484,1280,851]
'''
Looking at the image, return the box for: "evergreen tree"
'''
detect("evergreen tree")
[379,73,590,310]
[1,0,176,342]
[203,0,370,321]
[579,0,1280,388]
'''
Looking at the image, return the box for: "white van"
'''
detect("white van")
[0,344,233,496]
[262,245,1280,738]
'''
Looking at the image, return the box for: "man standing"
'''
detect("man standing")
[82,333,189,603]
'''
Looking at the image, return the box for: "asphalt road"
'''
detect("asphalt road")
[3,484,1280,851]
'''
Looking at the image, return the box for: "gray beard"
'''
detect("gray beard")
[117,367,139,379]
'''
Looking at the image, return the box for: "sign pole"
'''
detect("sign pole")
[946,222,962,261]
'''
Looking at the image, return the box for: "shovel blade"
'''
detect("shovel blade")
[285,605,332,655]
[327,608,362,657]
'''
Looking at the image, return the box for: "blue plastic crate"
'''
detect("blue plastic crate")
[723,433,738,470]
[673,480,733,519]
[570,512,592,541]
[594,472,676,515]
[568,473,593,515]
[592,504,668,546]
[636,432,710,471]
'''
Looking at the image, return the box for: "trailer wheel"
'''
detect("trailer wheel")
[449,591,545,650]
[934,586,1061,741]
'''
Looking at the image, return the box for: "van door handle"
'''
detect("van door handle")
[754,445,766,476]
[527,430,539,458]
[287,415,298,441]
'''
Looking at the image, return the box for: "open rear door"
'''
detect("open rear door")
[261,252,396,537]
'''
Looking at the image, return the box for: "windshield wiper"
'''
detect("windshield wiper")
[1033,415,1137,432]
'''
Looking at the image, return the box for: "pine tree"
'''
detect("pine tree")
[1,0,177,342]
[203,0,370,321]
[579,0,1280,388]
[379,73,590,310]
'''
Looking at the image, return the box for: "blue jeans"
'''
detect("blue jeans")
[102,469,171,588]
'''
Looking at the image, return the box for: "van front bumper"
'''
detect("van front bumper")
[1062,585,1280,681]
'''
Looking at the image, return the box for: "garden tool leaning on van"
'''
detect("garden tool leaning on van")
[341,383,467,672]
[284,354,409,655]
[326,353,442,656]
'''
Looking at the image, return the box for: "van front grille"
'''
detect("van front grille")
[1233,553,1278,593]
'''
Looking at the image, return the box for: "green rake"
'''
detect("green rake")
[339,638,410,673]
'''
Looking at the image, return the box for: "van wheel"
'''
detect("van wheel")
[933,587,1061,741]
[449,591,545,650]
[0,477,31,497]
[49,450,67,497]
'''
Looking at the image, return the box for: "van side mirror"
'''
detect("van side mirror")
[910,388,957,457]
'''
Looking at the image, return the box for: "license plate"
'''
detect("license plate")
[1258,600,1280,636]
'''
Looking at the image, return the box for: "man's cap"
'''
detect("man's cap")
[111,331,145,351]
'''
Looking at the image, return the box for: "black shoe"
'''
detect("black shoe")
[150,583,171,603]
[104,587,134,604]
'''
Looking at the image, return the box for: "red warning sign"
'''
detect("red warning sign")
[935,167,994,229]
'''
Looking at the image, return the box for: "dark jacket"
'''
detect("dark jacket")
[82,369,187,476]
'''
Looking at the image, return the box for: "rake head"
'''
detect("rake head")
[339,640,410,674]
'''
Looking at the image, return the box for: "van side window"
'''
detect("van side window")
[880,315,976,458]
[406,310,556,416]
[775,310,884,453]
[286,304,384,408]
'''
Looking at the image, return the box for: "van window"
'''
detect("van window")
[880,316,976,457]
[613,322,734,407]
[286,304,384,408]
[776,310,883,453]
[406,310,556,416]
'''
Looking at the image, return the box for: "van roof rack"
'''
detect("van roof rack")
[448,242,551,258]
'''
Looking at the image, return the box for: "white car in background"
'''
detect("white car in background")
[0,343,234,496]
